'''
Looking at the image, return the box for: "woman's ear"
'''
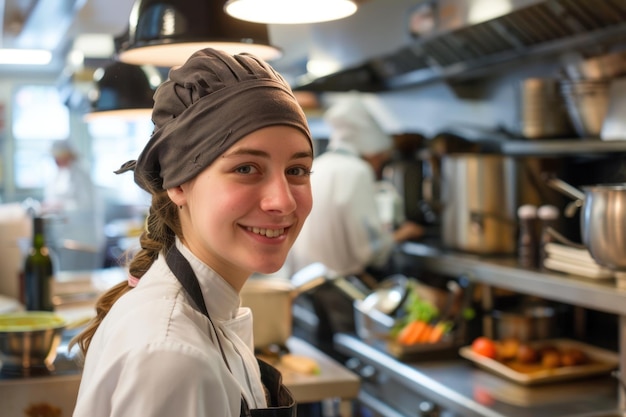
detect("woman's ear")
[166,186,186,207]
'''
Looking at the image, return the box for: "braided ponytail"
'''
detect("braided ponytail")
[71,183,182,354]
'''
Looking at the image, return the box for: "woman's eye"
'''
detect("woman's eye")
[287,166,312,176]
[235,165,258,174]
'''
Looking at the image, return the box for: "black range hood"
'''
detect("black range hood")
[295,0,626,92]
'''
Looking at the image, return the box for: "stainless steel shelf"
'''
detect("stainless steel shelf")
[498,139,626,157]
[401,242,626,315]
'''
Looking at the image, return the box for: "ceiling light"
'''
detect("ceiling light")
[0,49,52,65]
[224,0,358,24]
[84,62,158,122]
[117,0,281,68]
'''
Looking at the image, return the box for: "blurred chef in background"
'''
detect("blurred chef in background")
[288,93,424,284]
[42,139,105,271]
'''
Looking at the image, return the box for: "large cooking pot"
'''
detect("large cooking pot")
[441,154,518,254]
[546,177,626,270]
[0,311,66,375]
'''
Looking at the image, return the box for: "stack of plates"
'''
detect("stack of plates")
[543,243,614,279]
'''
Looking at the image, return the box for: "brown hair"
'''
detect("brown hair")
[71,175,182,354]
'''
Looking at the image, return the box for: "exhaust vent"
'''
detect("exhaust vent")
[295,0,626,92]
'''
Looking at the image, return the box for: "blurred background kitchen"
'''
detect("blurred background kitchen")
[1,0,626,416]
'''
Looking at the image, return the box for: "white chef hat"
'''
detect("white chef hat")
[51,139,77,158]
[324,93,392,156]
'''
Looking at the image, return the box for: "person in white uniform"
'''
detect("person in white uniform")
[72,48,314,417]
[43,139,105,270]
[289,93,424,282]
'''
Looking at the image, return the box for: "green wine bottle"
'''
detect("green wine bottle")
[24,217,54,311]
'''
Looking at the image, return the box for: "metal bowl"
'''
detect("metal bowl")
[560,80,610,138]
[0,311,66,374]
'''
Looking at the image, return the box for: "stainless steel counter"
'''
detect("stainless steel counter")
[335,332,620,417]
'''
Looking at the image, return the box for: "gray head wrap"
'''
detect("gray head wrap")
[116,48,312,190]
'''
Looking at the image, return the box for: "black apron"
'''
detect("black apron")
[165,246,297,417]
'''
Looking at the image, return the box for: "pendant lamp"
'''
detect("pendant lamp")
[84,62,157,121]
[224,0,358,24]
[117,0,282,68]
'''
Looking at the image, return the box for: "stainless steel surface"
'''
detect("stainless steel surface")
[401,241,626,315]
[601,78,626,141]
[0,313,66,375]
[497,139,626,156]
[492,306,556,341]
[561,80,611,138]
[335,332,619,417]
[298,0,626,91]
[561,50,626,81]
[581,184,626,271]
[401,240,626,411]
[546,178,626,271]
[441,154,518,255]
[517,78,574,139]
[360,274,409,316]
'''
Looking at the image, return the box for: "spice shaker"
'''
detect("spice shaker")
[537,204,560,270]
[517,204,538,269]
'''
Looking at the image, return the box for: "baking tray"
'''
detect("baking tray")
[459,339,619,385]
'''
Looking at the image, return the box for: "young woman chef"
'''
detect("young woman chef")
[72,48,314,417]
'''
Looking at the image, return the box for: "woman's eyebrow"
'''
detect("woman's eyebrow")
[223,148,314,160]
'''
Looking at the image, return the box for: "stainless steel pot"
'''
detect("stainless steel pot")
[492,306,556,341]
[441,154,518,254]
[581,184,626,270]
[546,177,626,270]
[0,311,66,374]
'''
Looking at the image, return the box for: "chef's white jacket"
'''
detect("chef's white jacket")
[73,239,267,417]
[289,148,394,277]
[43,162,105,270]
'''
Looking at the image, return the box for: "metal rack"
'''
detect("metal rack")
[400,241,626,410]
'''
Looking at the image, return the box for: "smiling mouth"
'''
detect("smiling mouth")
[246,227,286,238]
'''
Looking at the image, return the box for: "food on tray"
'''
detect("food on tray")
[470,336,591,372]
[460,338,618,385]
[497,337,520,360]
[392,282,453,345]
[471,336,497,359]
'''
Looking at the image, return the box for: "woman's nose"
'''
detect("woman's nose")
[260,175,297,213]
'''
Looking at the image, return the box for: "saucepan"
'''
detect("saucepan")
[545,176,626,270]
[240,263,337,349]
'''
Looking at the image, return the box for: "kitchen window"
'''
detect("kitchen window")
[88,116,153,205]
[12,85,70,189]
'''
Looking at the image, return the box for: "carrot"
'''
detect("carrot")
[397,320,426,345]
[428,321,452,343]
[418,324,433,343]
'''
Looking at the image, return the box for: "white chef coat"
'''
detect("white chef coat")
[288,147,394,278]
[43,161,105,270]
[73,239,267,417]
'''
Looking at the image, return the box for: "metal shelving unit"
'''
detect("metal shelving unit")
[401,241,626,409]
